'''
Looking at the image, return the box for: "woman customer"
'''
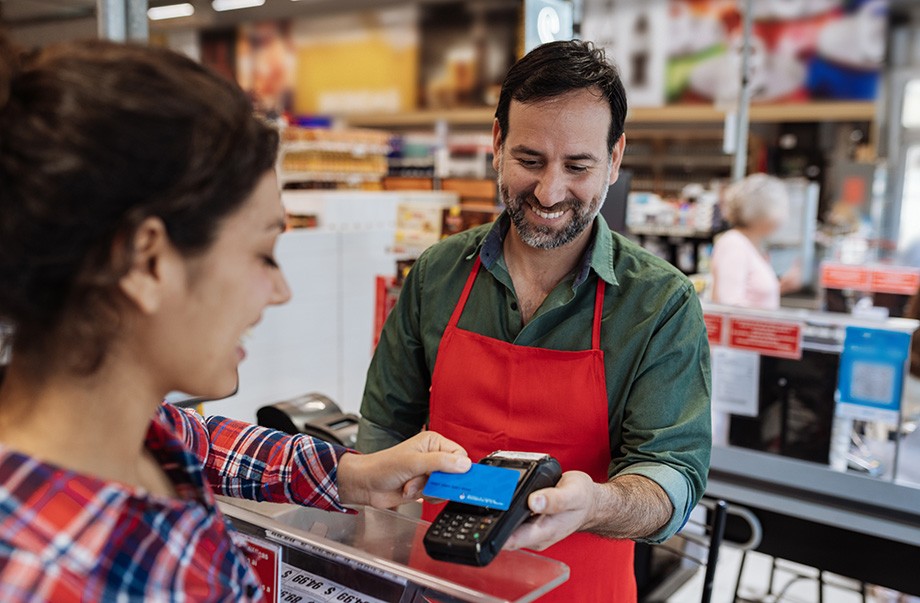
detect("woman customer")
[711,173,801,309]
[0,36,469,601]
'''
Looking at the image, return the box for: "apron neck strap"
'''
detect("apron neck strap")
[592,278,605,350]
[447,256,483,329]
[451,255,605,349]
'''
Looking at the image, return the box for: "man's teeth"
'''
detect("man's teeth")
[532,206,565,220]
[239,329,253,345]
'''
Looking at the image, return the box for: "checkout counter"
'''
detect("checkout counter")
[708,445,920,595]
[218,498,569,603]
[703,302,920,596]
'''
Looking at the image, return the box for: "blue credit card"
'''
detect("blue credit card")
[423,463,521,511]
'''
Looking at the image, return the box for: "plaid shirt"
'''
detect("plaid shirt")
[0,403,349,602]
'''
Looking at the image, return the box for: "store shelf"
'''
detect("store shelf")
[345,102,876,128]
[282,141,391,155]
[749,101,877,123]
[623,154,735,168]
[347,108,496,128]
[629,224,715,239]
[629,102,876,123]
[280,171,383,185]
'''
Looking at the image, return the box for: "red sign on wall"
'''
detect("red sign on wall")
[820,262,920,295]
[869,268,920,295]
[703,313,725,346]
[373,275,400,349]
[727,317,803,360]
[820,263,871,291]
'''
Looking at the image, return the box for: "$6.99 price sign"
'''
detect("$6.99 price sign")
[279,564,387,603]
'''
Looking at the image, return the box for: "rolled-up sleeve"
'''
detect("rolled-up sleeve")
[158,403,350,512]
[612,282,712,544]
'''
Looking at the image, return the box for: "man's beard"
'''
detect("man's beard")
[498,156,611,250]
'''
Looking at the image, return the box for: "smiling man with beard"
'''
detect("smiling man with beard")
[358,40,712,602]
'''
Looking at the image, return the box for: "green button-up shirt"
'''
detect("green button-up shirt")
[358,213,711,543]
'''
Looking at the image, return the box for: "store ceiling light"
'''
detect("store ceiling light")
[212,0,265,11]
[147,3,194,20]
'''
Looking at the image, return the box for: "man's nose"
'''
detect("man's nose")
[533,166,567,208]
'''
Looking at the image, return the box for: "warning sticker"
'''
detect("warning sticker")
[820,262,920,295]
[868,268,920,295]
[727,317,803,359]
[704,313,725,346]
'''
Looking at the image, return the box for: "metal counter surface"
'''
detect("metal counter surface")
[707,445,920,594]
[217,497,570,603]
[709,446,920,545]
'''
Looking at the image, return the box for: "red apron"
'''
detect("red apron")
[424,256,636,602]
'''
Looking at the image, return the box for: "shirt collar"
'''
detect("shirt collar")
[146,411,211,504]
[477,212,619,288]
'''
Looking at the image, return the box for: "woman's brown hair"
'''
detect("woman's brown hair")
[0,32,278,373]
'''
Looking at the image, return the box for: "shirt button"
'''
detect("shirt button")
[510,302,518,311]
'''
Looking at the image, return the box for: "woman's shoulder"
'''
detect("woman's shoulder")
[0,446,255,600]
[713,229,756,256]
[0,449,126,597]
[715,229,747,245]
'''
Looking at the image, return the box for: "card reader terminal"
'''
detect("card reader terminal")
[423,451,562,567]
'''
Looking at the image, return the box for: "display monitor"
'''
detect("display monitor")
[601,169,633,234]
[729,349,839,465]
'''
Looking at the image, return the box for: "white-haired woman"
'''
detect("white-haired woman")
[711,173,801,309]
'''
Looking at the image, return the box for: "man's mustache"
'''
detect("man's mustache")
[509,194,581,214]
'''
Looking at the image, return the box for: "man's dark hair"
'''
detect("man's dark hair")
[495,40,627,154]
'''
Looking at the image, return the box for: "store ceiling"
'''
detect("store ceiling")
[2,0,96,26]
[1,0,473,31]
[1,0,479,49]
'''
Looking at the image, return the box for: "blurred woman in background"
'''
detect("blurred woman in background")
[711,173,801,309]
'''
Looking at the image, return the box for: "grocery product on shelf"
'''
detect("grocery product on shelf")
[279,126,391,189]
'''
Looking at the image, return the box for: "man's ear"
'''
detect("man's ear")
[492,118,503,172]
[609,133,626,186]
[117,216,176,315]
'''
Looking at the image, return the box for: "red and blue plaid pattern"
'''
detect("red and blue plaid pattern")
[0,403,349,602]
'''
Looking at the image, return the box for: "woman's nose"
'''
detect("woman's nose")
[271,269,292,306]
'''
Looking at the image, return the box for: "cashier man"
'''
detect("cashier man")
[358,40,711,602]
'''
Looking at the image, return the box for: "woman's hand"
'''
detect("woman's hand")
[780,261,803,294]
[337,432,471,509]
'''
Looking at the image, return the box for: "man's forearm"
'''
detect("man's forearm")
[583,474,673,540]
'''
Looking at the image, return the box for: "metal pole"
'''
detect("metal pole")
[126,0,149,42]
[97,0,127,41]
[97,0,148,42]
[731,0,754,182]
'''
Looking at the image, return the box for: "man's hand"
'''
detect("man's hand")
[337,431,471,509]
[504,471,597,551]
[504,472,673,551]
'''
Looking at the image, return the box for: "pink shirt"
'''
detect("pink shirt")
[711,229,780,310]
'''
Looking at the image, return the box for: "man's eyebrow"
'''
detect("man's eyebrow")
[510,145,543,157]
[564,152,600,163]
[509,145,599,163]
